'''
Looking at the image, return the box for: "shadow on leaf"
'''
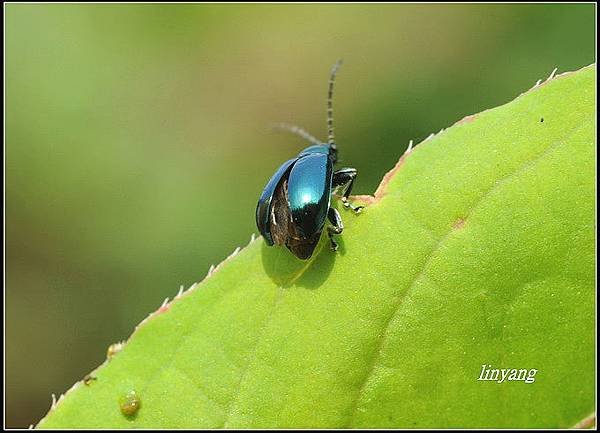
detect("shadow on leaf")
[260,236,336,289]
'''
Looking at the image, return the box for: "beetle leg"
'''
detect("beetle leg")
[327,207,344,251]
[332,168,364,213]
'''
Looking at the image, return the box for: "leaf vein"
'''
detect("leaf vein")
[344,115,589,427]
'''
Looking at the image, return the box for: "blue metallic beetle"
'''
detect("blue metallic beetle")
[255,60,363,260]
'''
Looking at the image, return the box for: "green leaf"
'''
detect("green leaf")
[37,64,596,429]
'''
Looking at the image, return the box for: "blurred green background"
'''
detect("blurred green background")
[5,3,595,428]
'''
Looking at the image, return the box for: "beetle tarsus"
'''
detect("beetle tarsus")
[327,227,340,251]
[328,235,339,251]
[327,208,344,251]
[342,197,364,213]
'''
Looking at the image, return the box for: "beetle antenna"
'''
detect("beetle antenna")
[327,59,343,150]
[271,122,321,146]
